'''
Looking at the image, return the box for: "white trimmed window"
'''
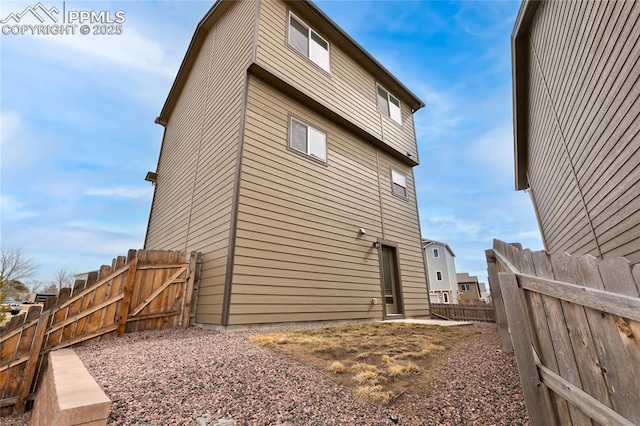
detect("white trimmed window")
[290,117,327,162]
[377,85,402,124]
[436,271,443,281]
[433,248,440,258]
[461,284,471,291]
[391,169,407,198]
[288,12,330,72]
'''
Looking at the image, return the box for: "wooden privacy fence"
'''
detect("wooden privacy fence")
[0,249,202,416]
[486,239,640,426]
[430,303,495,322]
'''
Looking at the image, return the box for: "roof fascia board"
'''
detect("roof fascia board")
[512,0,540,190]
[511,0,540,190]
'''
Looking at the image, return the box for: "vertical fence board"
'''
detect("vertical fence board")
[488,245,510,350]
[533,251,592,426]
[514,250,561,426]
[550,253,611,409]
[598,259,640,425]
[547,253,597,426]
[571,255,627,412]
[129,250,148,333]
[75,282,97,337]
[14,310,50,414]
[117,259,138,336]
[527,250,580,426]
[498,272,553,426]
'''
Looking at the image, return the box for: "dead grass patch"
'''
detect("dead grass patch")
[356,385,394,403]
[354,370,379,384]
[327,361,345,373]
[387,361,419,377]
[249,322,478,404]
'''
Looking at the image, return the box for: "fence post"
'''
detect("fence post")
[486,250,513,353]
[117,258,138,337]
[181,252,198,328]
[14,310,51,414]
[499,272,552,426]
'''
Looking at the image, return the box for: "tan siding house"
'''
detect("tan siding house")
[145,0,430,327]
[512,0,640,264]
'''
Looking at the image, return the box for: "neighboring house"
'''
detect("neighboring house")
[512,1,640,263]
[456,273,483,305]
[422,239,458,304]
[478,282,490,304]
[144,0,430,327]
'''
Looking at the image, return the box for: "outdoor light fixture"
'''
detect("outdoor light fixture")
[145,171,158,184]
[373,241,380,248]
[359,228,366,235]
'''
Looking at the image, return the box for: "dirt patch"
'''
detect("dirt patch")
[249,322,479,403]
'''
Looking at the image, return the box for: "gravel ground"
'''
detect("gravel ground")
[5,322,528,426]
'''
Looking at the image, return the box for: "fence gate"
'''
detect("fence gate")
[0,249,202,416]
[486,239,640,426]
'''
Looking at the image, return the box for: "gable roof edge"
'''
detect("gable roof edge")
[512,0,540,190]
[156,1,232,125]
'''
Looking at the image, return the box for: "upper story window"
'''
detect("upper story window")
[436,271,443,281]
[391,169,407,198]
[433,248,440,258]
[288,12,330,72]
[460,284,471,292]
[377,84,402,125]
[290,116,327,162]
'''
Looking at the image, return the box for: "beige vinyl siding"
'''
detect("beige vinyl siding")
[525,1,640,264]
[229,75,382,324]
[227,75,428,325]
[525,31,597,257]
[145,0,256,325]
[145,33,210,252]
[376,158,429,318]
[255,0,418,160]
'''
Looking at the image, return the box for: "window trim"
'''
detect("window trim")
[390,168,408,199]
[433,248,440,258]
[287,11,331,73]
[436,271,443,281]
[287,114,328,165]
[376,83,402,125]
[461,283,471,292]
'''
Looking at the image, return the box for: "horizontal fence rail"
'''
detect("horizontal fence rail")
[430,303,495,322]
[0,249,202,416]
[486,239,640,426]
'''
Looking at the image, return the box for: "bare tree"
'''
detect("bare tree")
[0,248,38,283]
[25,280,46,293]
[42,283,59,294]
[51,269,74,293]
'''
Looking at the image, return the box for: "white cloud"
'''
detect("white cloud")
[0,194,38,220]
[33,24,176,77]
[0,110,52,173]
[85,186,153,199]
[466,124,514,179]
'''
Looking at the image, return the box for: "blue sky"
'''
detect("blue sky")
[0,0,543,287]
